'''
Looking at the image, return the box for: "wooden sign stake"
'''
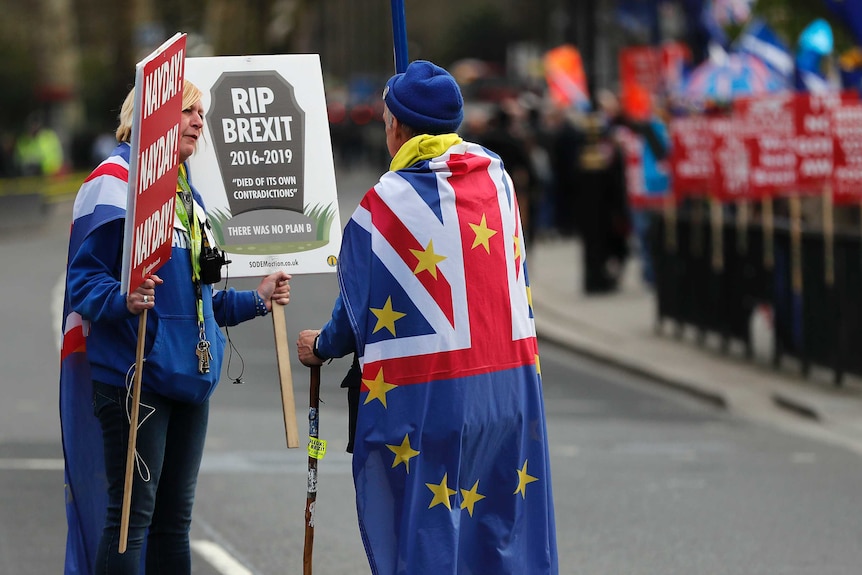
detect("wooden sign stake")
[119,310,147,553]
[272,302,299,448]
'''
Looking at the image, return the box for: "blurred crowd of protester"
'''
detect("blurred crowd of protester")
[325,82,671,295]
[1,82,670,298]
[461,87,669,294]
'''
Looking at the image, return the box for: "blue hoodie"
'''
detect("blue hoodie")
[65,142,258,404]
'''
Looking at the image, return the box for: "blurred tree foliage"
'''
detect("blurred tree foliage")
[440,5,516,66]
[0,35,38,132]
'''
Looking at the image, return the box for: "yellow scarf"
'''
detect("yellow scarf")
[389,133,463,172]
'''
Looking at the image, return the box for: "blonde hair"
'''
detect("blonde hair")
[114,80,204,143]
[115,89,135,143]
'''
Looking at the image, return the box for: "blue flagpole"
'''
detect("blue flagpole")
[391,0,409,73]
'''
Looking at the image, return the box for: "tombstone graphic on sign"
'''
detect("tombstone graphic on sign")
[205,70,331,254]
[185,55,341,277]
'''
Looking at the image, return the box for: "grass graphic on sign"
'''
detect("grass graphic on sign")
[209,203,337,255]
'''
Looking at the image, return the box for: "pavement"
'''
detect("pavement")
[529,235,862,455]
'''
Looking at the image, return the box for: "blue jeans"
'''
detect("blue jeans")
[92,381,209,575]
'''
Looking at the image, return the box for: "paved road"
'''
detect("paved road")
[3,168,862,574]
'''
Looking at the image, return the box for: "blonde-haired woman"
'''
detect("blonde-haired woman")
[60,81,291,574]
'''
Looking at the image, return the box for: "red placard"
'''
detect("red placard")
[619,43,691,99]
[832,101,862,204]
[670,115,713,196]
[710,115,750,201]
[793,92,858,194]
[735,93,797,198]
[121,33,187,294]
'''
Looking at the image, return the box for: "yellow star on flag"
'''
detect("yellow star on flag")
[362,367,397,407]
[370,296,406,336]
[469,214,498,253]
[513,233,522,260]
[410,239,446,279]
[387,434,420,473]
[427,472,456,510]
[459,480,486,517]
[514,460,539,498]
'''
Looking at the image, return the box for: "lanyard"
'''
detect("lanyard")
[176,165,205,326]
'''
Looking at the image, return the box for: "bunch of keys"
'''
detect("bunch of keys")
[196,339,212,374]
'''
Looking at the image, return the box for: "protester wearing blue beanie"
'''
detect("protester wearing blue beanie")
[298,57,557,575]
[383,60,464,134]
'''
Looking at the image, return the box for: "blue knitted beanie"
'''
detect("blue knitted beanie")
[383,60,463,134]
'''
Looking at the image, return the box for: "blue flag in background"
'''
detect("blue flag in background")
[795,18,834,92]
[735,18,794,80]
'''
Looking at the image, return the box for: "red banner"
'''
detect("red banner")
[670,116,713,196]
[710,116,750,201]
[793,92,858,194]
[735,93,797,198]
[732,92,859,200]
[832,101,862,204]
[121,34,187,294]
[619,43,691,100]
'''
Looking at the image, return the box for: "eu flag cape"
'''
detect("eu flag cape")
[339,140,558,574]
[60,144,130,574]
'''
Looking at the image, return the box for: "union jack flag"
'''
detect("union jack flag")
[60,143,130,574]
[338,141,558,574]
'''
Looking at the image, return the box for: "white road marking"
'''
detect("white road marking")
[51,274,273,575]
[0,458,64,470]
[0,458,257,575]
[191,540,254,575]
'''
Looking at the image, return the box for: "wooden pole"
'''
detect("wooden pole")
[303,365,321,575]
[663,194,677,253]
[691,198,704,258]
[736,200,748,255]
[763,197,774,270]
[272,302,300,448]
[119,310,147,553]
[710,197,724,272]
[823,186,835,287]
[790,195,803,295]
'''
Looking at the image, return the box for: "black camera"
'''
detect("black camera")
[199,246,231,284]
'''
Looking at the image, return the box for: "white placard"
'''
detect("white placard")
[185,55,341,276]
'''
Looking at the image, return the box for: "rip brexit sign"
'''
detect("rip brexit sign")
[208,70,306,216]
